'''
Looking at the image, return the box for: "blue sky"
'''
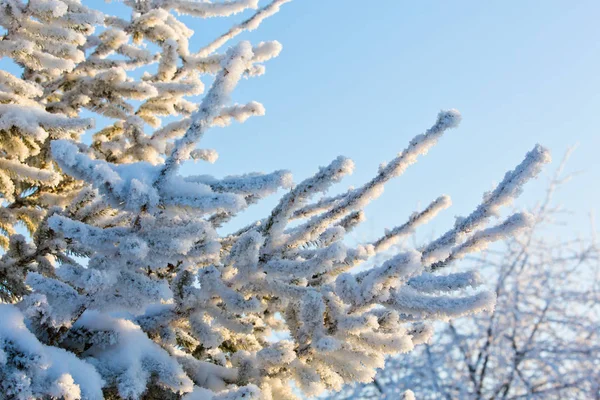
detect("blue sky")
[6,1,600,244]
[173,0,600,242]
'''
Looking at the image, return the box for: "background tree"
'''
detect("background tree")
[328,152,600,400]
[0,1,551,399]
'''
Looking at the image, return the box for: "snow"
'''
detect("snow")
[75,311,194,399]
[0,304,104,400]
[0,0,553,398]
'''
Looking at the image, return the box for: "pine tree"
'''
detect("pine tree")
[0,1,551,399]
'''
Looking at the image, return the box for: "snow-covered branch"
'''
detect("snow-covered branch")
[0,1,554,399]
[329,167,599,400]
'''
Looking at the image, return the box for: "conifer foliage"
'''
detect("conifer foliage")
[0,1,550,399]
[328,155,599,400]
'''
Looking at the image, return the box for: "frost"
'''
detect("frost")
[331,167,599,399]
[0,1,551,398]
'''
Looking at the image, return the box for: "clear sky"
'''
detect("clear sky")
[173,0,600,243]
[6,1,600,244]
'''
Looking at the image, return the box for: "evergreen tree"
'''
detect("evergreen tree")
[0,1,550,398]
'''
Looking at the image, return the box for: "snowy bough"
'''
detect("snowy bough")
[0,1,551,399]
[328,153,600,400]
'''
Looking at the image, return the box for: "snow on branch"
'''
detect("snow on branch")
[331,171,599,399]
[0,1,552,399]
[283,110,461,250]
[422,144,551,268]
[194,0,292,58]
[158,41,255,181]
